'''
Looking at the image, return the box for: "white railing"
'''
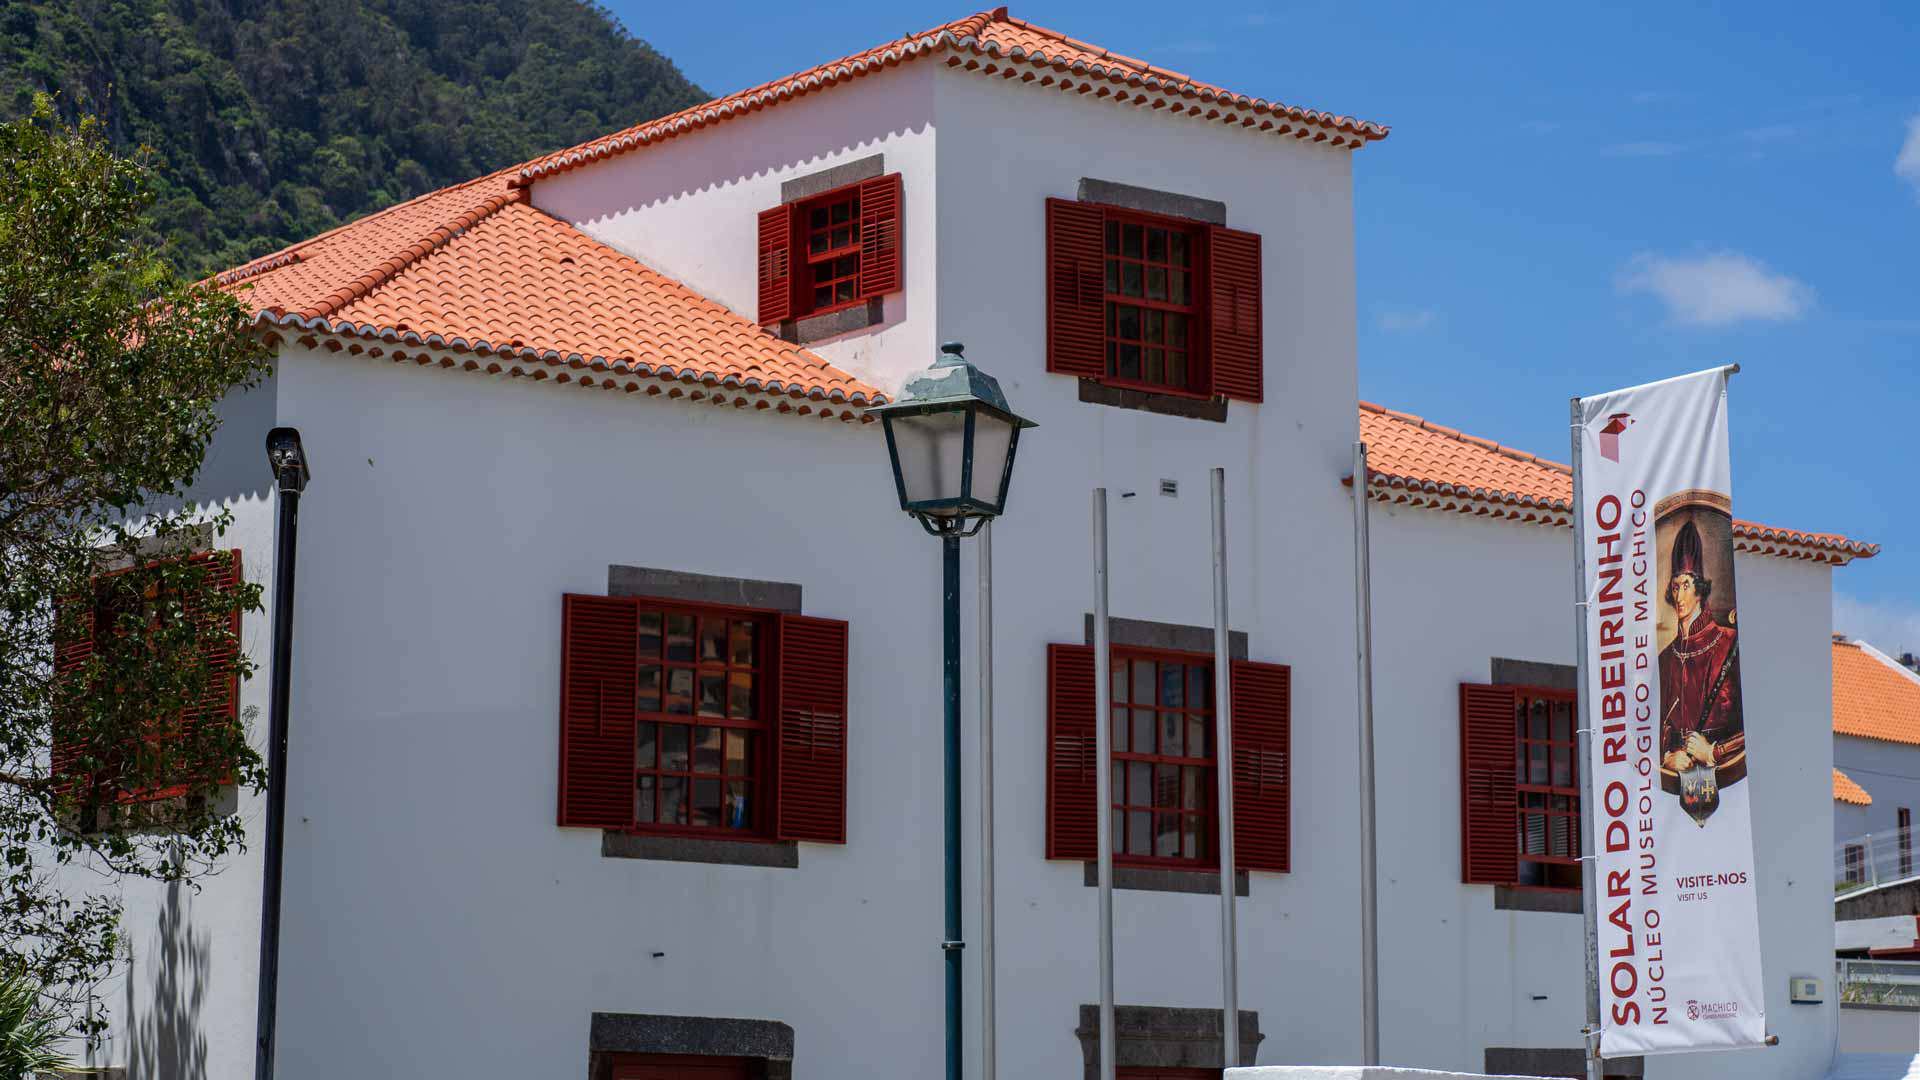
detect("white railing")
[1838,958,1920,1006]
[1836,827,1920,896]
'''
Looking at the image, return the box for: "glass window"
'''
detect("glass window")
[1109,647,1217,866]
[1103,212,1201,395]
[632,603,770,835]
[1513,687,1581,890]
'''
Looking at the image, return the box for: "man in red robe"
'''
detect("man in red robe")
[1659,519,1742,776]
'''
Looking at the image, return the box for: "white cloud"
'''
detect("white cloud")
[1375,307,1436,333]
[1617,251,1813,327]
[1897,114,1920,199]
[1836,593,1920,659]
[1602,141,1687,158]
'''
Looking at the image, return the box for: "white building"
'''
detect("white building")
[63,9,1877,1080]
[1832,637,1920,887]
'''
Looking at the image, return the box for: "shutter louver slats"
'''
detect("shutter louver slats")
[1460,682,1520,885]
[775,613,849,844]
[1046,643,1098,861]
[1206,225,1263,403]
[757,205,795,325]
[1229,660,1291,873]
[1045,199,1108,379]
[856,173,904,300]
[558,595,638,829]
[50,587,96,798]
[166,550,244,796]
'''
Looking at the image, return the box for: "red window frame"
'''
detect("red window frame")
[1101,208,1208,398]
[800,186,864,317]
[1844,843,1867,885]
[1109,645,1217,868]
[628,598,774,839]
[1902,808,1913,878]
[1513,686,1581,891]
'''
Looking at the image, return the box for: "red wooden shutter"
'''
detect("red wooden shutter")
[1046,643,1098,861]
[1460,682,1519,885]
[558,595,638,829]
[1229,660,1290,872]
[757,204,795,326]
[50,585,97,796]
[164,549,244,796]
[1206,225,1263,403]
[774,613,849,844]
[1045,199,1107,379]
[857,172,903,300]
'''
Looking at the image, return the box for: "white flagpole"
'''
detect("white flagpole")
[1569,397,1604,1080]
[1211,468,1241,1068]
[1093,489,1116,1080]
[1352,444,1381,1066]
[979,521,997,1080]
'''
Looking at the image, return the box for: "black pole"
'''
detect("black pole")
[256,429,307,1080]
[942,532,963,1080]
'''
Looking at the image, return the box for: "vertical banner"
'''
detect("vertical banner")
[1574,367,1767,1057]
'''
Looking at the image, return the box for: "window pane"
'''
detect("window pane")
[1121,262,1142,298]
[1132,709,1155,754]
[667,615,694,661]
[692,779,720,827]
[809,232,828,255]
[1155,764,1180,808]
[726,730,751,776]
[1169,351,1187,389]
[1170,232,1189,267]
[1111,707,1128,753]
[1105,220,1119,254]
[1189,664,1209,708]
[1112,810,1125,853]
[700,619,727,663]
[726,781,750,829]
[1122,224,1142,258]
[666,669,693,715]
[1161,712,1184,757]
[1188,717,1209,760]
[1105,260,1118,294]
[661,724,689,771]
[1552,699,1573,743]
[1111,665,1128,705]
[1550,813,1572,857]
[1551,743,1571,788]
[810,207,828,229]
[1529,741,1548,785]
[1155,812,1181,857]
[699,672,726,717]
[660,775,687,824]
[1183,765,1204,809]
[1132,660,1154,704]
[638,612,662,658]
[814,285,832,308]
[729,672,755,720]
[731,621,756,665]
[637,666,662,712]
[1184,814,1201,860]
[1116,305,1140,342]
[1168,312,1189,348]
[637,722,657,769]
[1148,228,1167,263]
[1145,308,1164,344]
[1145,349,1164,385]
[1116,344,1140,379]
[837,280,855,303]
[1112,762,1123,805]
[1170,270,1189,305]
[694,725,722,773]
[833,199,852,223]
[1128,809,1151,853]
[1529,699,1549,740]
[1128,762,1150,806]
[637,775,655,823]
[1146,267,1166,302]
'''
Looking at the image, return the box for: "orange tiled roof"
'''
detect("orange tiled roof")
[1835,768,1873,806]
[218,175,883,411]
[1358,401,1879,565]
[1834,638,1920,746]
[518,7,1387,184]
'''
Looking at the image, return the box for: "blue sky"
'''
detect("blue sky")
[609,1,1920,649]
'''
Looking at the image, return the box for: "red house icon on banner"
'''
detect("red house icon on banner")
[1599,413,1633,462]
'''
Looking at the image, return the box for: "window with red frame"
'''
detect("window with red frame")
[1103,215,1201,395]
[1110,648,1216,865]
[1844,843,1866,885]
[558,594,848,844]
[756,173,903,326]
[1459,682,1581,891]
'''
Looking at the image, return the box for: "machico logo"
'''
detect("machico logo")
[1686,999,1740,1022]
[1599,412,1634,463]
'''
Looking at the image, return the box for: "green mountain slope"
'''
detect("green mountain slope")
[0,0,707,276]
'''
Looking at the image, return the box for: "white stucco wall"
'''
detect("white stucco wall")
[1367,502,1839,1080]
[1836,734,1920,846]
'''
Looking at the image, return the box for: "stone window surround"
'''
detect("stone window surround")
[597,565,805,870]
[771,154,888,346]
[1078,615,1252,896]
[1074,1004,1262,1078]
[589,1013,793,1080]
[1072,177,1231,423]
[1488,657,1582,915]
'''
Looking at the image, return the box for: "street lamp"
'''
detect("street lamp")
[256,427,308,1080]
[869,343,1033,1080]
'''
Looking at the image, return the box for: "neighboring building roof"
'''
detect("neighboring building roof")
[517,7,1388,185]
[1834,637,1920,747]
[1358,401,1879,565]
[1835,768,1873,806]
[218,176,883,414]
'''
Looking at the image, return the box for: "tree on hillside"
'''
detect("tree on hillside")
[0,97,272,1038]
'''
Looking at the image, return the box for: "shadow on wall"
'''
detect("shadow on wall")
[123,880,212,1080]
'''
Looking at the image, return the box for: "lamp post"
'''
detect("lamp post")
[256,427,308,1080]
[869,342,1034,1080]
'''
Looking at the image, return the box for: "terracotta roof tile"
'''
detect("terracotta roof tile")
[1835,767,1873,806]
[517,7,1388,183]
[1834,638,1920,747]
[1359,400,1878,564]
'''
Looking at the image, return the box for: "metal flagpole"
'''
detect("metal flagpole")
[979,522,997,1080]
[1211,468,1241,1069]
[1094,489,1116,1080]
[1568,397,1604,1080]
[1351,444,1381,1067]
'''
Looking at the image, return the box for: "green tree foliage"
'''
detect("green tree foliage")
[0,0,707,277]
[0,98,272,1038]
[0,968,67,1078]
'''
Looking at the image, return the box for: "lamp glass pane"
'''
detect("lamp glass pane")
[968,411,1016,512]
[889,409,968,511]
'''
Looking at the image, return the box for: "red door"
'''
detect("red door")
[610,1054,750,1080]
